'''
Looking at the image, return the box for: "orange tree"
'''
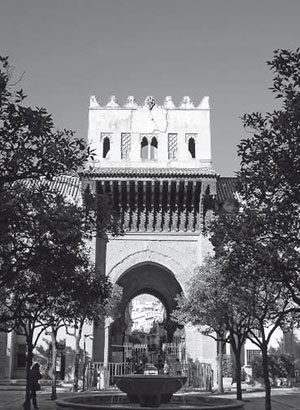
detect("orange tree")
[0,55,92,286]
[0,56,92,186]
[172,255,254,400]
[0,182,112,409]
[208,49,300,410]
[238,49,300,308]
[211,207,297,410]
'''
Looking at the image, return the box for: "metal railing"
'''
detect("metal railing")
[85,361,213,391]
[85,362,132,390]
[183,362,213,391]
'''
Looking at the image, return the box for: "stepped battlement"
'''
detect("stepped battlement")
[90,95,210,110]
[87,93,212,169]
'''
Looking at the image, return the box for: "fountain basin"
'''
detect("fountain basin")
[55,393,244,410]
[114,374,187,407]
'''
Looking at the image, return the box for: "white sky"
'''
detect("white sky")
[1,0,300,175]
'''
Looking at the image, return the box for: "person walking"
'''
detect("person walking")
[29,363,42,409]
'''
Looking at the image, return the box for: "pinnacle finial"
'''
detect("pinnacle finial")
[90,95,101,108]
[124,96,138,108]
[198,96,210,109]
[180,96,194,109]
[106,95,119,108]
[163,96,175,109]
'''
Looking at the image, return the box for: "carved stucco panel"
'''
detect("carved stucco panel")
[106,240,197,293]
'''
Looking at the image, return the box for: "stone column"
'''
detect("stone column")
[104,317,114,367]
[92,235,108,362]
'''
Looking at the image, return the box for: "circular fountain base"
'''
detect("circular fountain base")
[114,374,188,407]
[55,393,244,410]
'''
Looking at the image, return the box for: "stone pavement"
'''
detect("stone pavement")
[0,387,299,410]
[214,388,300,410]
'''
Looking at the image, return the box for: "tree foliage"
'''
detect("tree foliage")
[252,353,295,385]
[0,183,111,409]
[0,56,92,187]
[238,48,300,307]
[0,55,116,409]
[0,55,96,287]
[172,255,254,399]
[211,201,298,410]
[209,48,300,410]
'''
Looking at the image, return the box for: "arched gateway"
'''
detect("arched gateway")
[80,95,235,372]
[110,262,182,348]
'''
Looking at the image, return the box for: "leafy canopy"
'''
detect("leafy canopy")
[0,56,92,187]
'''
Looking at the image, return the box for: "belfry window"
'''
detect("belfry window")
[140,135,158,160]
[150,137,158,160]
[141,137,149,159]
[188,138,195,158]
[185,134,197,159]
[103,137,110,158]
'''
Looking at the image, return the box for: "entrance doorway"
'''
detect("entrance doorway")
[109,263,185,371]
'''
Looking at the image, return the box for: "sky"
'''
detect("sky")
[1,0,300,176]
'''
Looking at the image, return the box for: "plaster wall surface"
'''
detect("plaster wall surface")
[185,325,216,366]
[87,96,211,169]
[105,232,214,362]
[107,235,204,291]
[87,94,217,367]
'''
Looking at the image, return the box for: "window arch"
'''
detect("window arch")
[140,135,158,160]
[150,137,158,160]
[188,137,196,158]
[141,137,149,159]
[103,137,110,158]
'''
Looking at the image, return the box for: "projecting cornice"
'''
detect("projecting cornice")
[80,167,218,179]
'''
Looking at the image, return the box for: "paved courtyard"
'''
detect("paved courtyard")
[0,387,299,410]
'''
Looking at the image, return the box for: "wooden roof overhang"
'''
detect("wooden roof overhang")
[80,168,218,233]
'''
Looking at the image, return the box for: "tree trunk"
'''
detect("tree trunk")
[73,322,83,392]
[73,352,80,392]
[261,344,272,410]
[50,331,57,400]
[230,335,243,401]
[216,340,224,394]
[234,346,243,401]
[23,337,34,410]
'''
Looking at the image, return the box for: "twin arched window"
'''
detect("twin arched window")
[101,133,197,160]
[141,136,158,160]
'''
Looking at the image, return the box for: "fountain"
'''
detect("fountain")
[114,374,188,407]
[55,373,244,410]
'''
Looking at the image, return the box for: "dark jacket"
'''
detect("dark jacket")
[29,364,42,391]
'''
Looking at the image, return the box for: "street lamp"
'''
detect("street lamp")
[82,334,93,391]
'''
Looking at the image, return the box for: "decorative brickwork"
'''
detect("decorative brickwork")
[121,133,131,159]
[168,133,178,160]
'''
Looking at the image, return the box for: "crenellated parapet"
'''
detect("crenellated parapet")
[89,95,210,110]
[87,94,212,169]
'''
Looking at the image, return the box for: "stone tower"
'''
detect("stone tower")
[81,95,218,367]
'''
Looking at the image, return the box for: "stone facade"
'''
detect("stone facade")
[81,95,219,369]
[0,95,240,380]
